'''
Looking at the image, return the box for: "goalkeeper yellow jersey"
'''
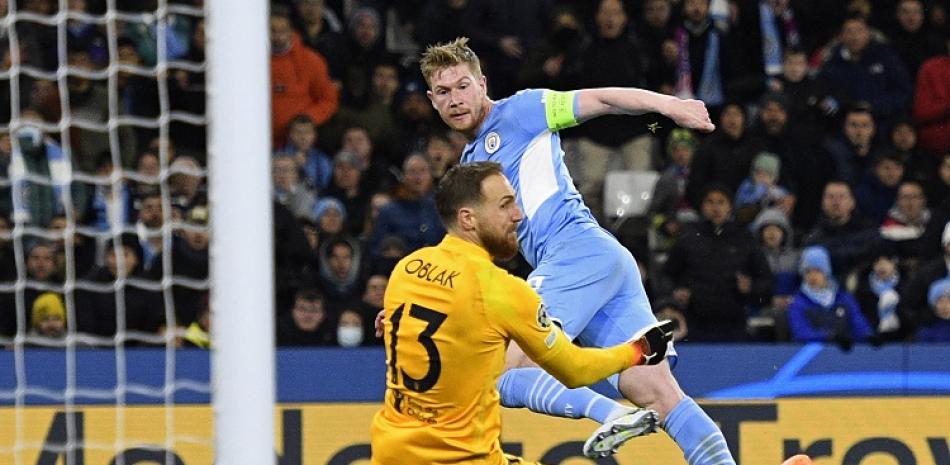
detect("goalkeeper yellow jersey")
[370,234,637,465]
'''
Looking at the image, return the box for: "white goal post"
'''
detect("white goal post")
[206,1,275,465]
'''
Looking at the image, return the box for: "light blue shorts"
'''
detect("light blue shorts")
[527,228,657,348]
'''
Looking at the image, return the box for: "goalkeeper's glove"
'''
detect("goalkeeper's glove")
[629,320,676,366]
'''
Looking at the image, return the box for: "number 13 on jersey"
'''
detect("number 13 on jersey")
[387,303,448,393]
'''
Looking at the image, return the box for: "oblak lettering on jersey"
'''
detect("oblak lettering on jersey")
[404,259,460,288]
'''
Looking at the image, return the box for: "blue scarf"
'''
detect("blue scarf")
[869,273,899,296]
[759,1,783,77]
[674,23,724,106]
[801,280,838,308]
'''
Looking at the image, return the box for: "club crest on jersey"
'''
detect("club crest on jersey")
[537,303,552,329]
[485,132,501,154]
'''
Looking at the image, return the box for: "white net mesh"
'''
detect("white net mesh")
[0,1,212,464]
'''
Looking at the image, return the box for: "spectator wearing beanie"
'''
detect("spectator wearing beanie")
[898,221,950,331]
[787,246,873,348]
[916,277,950,342]
[735,151,791,224]
[29,292,66,341]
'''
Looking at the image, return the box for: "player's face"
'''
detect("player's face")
[474,174,523,260]
[427,64,488,137]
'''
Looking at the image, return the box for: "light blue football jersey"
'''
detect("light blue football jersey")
[460,89,599,268]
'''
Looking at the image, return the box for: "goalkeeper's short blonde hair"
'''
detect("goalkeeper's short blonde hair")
[419,37,483,86]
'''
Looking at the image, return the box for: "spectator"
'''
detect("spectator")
[361,192,393,243]
[85,159,133,232]
[168,156,205,211]
[356,273,387,329]
[854,249,907,342]
[279,114,334,194]
[369,153,445,257]
[734,151,791,224]
[23,241,61,330]
[458,0,547,99]
[116,37,160,160]
[393,79,444,159]
[925,154,950,213]
[751,207,800,340]
[273,154,317,222]
[341,125,395,193]
[671,0,735,109]
[325,150,371,237]
[889,118,930,181]
[273,201,312,316]
[664,184,773,341]
[270,5,339,147]
[776,47,838,141]
[824,105,880,187]
[317,236,363,302]
[649,128,700,253]
[75,233,165,343]
[887,0,946,81]
[169,18,207,155]
[335,307,367,347]
[818,14,912,132]
[803,180,880,281]
[166,205,210,327]
[415,0,471,48]
[292,0,348,83]
[787,246,873,348]
[638,0,677,92]
[854,152,905,224]
[9,110,87,227]
[423,132,461,183]
[131,151,161,199]
[183,295,210,349]
[881,180,948,271]
[912,48,950,156]
[336,60,401,164]
[898,222,950,331]
[340,7,390,107]
[47,215,96,281]
[916,277,950,342]
[562,0,655,216]
[686,103,764,207]
[28,292,66,342]
[516,5,585,91]
[732,0,805,99]
[134,192,164,275]
[313,197,347,239]
[276,288,335,346]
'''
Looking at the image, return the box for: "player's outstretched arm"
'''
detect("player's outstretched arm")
[575,88,716,133]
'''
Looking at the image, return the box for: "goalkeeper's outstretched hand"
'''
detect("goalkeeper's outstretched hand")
[629,320,676,366]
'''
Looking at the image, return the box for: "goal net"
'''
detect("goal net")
[0,1,273,464]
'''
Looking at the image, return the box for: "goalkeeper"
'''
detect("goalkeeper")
[370,162,673,465]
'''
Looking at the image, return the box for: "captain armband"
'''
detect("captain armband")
[544,90,579,131]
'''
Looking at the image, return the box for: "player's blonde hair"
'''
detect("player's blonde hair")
[419,37,483,86]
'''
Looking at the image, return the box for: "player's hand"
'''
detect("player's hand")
[665,98,715,133]
[629,320,676,365]
[374,309,385,338]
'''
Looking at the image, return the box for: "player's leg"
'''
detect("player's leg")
[496,238,658,453]
[583,248,737,465]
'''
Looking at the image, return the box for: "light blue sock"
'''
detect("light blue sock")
[664,397,736,465]
[497,367,622,423]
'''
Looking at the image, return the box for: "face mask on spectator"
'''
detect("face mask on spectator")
[337,326,363,347]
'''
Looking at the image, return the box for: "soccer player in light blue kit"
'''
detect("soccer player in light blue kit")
[418,37,735,464]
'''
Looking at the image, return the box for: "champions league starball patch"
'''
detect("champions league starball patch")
[536,303,552,329]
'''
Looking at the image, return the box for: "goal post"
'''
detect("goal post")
[206,1,275,464]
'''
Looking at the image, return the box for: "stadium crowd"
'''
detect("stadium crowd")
[0,0,948,349]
